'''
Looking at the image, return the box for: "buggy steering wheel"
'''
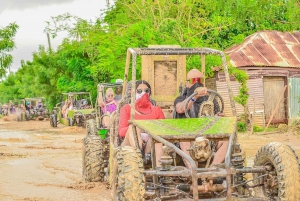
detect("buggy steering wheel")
[184,89,224,118]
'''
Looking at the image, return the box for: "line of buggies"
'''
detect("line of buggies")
[2,98,49,121]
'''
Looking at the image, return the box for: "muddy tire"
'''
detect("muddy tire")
[86,119,98,136]
[50,117,54,127]
[82,135,105,182]
[68,118,74,126]
[113,146,145,201]
[81,119,86,128]
[25,111,30,121]
[253,142,300,200]
[17,114,22,121]
[50,114,57,127]
[76,116,82,127]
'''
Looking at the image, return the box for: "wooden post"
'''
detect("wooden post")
[250,98,256,134]
[201,55,205,87]
[264,85,287,132]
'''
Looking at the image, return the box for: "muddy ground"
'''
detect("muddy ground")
[0,117,110,201]
[0,116,299,200]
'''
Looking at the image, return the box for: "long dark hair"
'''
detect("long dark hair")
[136,80,151,95]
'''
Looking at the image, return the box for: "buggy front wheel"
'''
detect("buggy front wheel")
[25,111,30,121]
[112,146,145,201]
[253,142,300,200]
[82,135,106,182]
[50,114,57,127]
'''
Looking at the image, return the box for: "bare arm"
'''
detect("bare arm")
[175,97,195,114]
[175,87,208,114]
[97,85,105,107]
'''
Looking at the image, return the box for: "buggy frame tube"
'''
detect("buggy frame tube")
[122,50,131,98]
[129,50,140,149]
[126,47,236,117]
[225,133,234,199]
[125,47,238,200]
[148,134,199,200]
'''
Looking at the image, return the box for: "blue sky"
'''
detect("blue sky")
[0,0,109,71]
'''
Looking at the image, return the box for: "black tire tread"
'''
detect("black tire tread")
[253,142,300,201]
[25,111,30,121]
[82,135,105,182]
[50,114,57,127]
[116,146,145,201]
[86,119,98,136]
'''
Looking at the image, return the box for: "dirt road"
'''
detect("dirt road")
[0,117,299,200]
[0,118,110,201]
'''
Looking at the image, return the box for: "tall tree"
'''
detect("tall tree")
[1,0,300,110]
[0,23,19,77]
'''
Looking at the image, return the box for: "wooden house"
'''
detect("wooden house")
[212,31,300,126]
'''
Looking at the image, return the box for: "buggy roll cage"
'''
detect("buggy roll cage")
[24,97,46,101]
[123,47,236,118]
[95,83,123,111]
[57,92,93,109]
[123,48,241,200]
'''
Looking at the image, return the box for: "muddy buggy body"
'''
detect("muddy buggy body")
[10,99,27,121]
[82,82,123,182]
[93,82,123,134]
[24,98,49,121]
[83,47,300,201]
[1,104,8,116]
[50,92,95,128]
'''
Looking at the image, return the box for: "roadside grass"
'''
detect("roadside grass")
[237,121,278,134]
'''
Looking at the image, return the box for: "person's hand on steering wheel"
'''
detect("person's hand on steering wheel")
[194,87,207,99]
[216,112,225,117]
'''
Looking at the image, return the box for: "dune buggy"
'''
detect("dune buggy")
[9,99,27,121]
[50,92,95,128]
[1,104,8,116]
[83,47,300,201]
[23,98,49,121]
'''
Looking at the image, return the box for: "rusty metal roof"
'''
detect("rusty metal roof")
[226,31,300,68]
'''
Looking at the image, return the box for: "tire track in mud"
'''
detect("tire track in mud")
[0,120,111,201]
[41,161,80,181]
[24,181,107,190]
[22,145,81,150]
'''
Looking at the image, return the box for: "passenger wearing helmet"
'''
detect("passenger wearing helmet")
[25,101,32,111]
[80,99,89,109]
[174,69,226,168]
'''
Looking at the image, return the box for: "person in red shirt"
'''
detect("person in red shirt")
[119,80,164,166]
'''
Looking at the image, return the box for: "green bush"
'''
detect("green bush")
[237,122,246,132]
[253,125,264,132]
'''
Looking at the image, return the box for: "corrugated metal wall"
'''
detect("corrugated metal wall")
[217,78,265,127]
[289,78,300,118]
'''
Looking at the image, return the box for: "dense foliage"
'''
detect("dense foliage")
[1,0,300,109]
[0,22,19,77]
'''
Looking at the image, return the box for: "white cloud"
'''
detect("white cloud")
[0,0,108,71]
[0,0,76,14]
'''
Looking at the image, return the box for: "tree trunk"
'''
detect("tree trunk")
[244,104,252,131]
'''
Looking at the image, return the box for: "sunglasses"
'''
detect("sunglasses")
[187,77,201,84]
[107,94,114,98]
[136,88,150,94]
